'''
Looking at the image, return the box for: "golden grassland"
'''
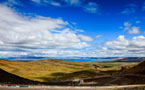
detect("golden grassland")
[0,59,138,82]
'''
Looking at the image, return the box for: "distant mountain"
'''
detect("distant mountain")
[113,57,145,62]
[2,56,145,62]
[0,56,119,61]
[0,68,39,84]
[0,56,50,61]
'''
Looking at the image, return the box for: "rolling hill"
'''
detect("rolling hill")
[0,59,100,82]
[0,59,140,86]
[0,59,137,82]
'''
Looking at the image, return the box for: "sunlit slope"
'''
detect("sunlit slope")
[0,59,94,82]
[0,59,137,82]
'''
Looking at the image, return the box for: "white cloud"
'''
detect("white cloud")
[3,0,23,6]
[96,35,102,38]
[64,0,81,6]
[0,4,93,57]
[106,35,129,50]
[31,0,61,6]
[124,22,131,27]
[105,35,145,57]
[50,1,61,6]
[122,22,141,34]
[31,0,82,6]
[87,35,145,57]
[31,0,99,13]
[78,35,93,41]
[128,26,140,34]
[83,2,98,13]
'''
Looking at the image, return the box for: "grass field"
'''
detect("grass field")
[0,59,138,82]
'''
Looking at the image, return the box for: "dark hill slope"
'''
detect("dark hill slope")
[123,60,145,75]
[0,68,39,84]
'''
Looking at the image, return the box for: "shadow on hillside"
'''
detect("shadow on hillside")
[0,68,40,85]
[100,70,120,75]
[36,70,105,82]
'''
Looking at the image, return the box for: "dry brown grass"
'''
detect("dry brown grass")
[0,59,138,82]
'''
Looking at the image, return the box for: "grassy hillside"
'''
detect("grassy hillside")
[0,59,137,82]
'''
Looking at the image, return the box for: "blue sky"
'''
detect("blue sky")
[0,0,145,57]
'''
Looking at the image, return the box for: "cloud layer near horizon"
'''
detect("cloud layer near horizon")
[105,35,145,57]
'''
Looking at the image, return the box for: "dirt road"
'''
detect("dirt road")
[0,85,145,90]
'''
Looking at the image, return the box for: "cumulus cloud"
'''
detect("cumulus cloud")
[122,22,140,34]
[106,35,129,50]
[128,27,140,34]
[0,4,93,57]
[105,35,145,57]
